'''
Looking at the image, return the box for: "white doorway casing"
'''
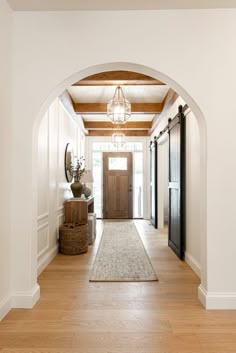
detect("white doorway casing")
[32,62,207,310]
[3,8,236,317]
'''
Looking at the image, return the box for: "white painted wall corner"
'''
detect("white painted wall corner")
[0,295,12,321]
[198,284,236,309]
[185,251,201,278]
[11,284,40,309]
[37,244,59,276]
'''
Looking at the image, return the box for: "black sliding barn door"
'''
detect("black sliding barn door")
[168,106,186,259]
[150,138,157,228]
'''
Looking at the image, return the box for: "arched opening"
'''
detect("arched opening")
[32,62,207,305]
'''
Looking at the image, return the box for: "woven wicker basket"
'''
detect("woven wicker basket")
[59,223,88,255]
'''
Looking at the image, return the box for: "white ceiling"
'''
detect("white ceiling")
[68,85,169,104]
[7,0,236,11]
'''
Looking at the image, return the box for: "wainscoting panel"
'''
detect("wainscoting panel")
[37,222,49,259]
[0,295,12,321]
[37,212,49,222]
[57,212,64,240]
[36,98,82,278]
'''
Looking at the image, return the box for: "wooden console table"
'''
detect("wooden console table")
[64,197,94,225]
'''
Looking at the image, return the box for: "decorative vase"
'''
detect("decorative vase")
[70,180,83,198]
[83,184,91,199]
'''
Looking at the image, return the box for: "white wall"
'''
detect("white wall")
[1,8,235,312]
[0,0,12,320]
[185,110,201,277]
[37,98,84,275]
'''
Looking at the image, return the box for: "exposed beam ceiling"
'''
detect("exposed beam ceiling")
[88,130,148,137]
[64,70,178,137]
[84,121,152,129]
[74,102,163,114]
[82,114,153,122]
[73,71,165,86]
[59,91,88,135]
[68,84,169,105]
[149,88,178,135]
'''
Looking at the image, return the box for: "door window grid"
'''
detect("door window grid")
[93,142,143,152]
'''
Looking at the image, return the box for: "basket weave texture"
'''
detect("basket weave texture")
[59,223,88,255]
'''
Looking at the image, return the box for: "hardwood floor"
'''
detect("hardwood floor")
[1,220,236,352]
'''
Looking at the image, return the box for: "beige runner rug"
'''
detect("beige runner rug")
[90,221,158,282]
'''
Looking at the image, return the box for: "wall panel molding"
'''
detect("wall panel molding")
[37,245,58,276]
[37,222,49,258]
[37,212,49,222]
[0,295,11,321]
[37,221,49,231]
[57,206,64,213]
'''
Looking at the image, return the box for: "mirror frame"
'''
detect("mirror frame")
[64,143,74,183]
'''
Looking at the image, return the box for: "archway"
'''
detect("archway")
[32,62,207,305]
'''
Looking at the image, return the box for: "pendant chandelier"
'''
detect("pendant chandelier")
[107,86,131,124]
[111,131,126,147]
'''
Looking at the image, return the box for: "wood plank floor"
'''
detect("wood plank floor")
[1,220,236,352]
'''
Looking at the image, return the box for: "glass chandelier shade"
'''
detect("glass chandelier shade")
[111,131,126,147]
[107,86,131,124]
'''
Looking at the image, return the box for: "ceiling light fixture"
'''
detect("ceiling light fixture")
[107,86,131,124]
[111,131,126,147]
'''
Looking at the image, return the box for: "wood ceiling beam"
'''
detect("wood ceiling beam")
[149,88,178,135]
[73,71,165,86]
[59,90,88,135]
[88,130,148,137]
[84,121,152,129]
[74,103,163,114]
[74,80,164,86]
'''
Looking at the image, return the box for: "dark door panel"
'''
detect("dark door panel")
[150,138,157,228]
[168,105,186,259]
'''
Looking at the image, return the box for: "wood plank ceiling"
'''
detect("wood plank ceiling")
[67,71,178,136]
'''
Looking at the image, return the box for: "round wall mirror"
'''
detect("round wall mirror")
[64,143,74,182]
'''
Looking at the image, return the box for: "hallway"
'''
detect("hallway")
[1,220,236,352]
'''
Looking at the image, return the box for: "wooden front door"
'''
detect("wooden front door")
[168,106,186,259]
[103,152,133,219]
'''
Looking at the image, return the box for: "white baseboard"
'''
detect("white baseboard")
[3,245,58,314]
[185,251,201,278]
[198,284,207,308]
[12,283,40,309]
[37,244,58,276]
[198,284,236,309]
[0,295,12,320]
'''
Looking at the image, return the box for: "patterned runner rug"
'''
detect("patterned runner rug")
[90,221,158,281]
